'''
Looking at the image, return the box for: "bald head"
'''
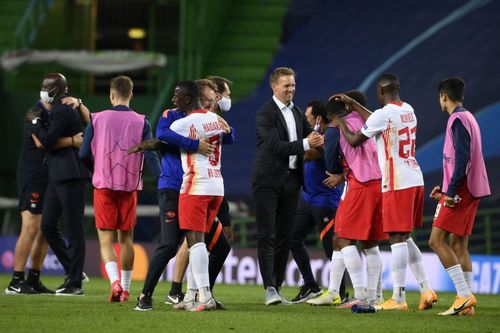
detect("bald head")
[41,73,68,103]
[377,73,400,91]
[376,73,401,105]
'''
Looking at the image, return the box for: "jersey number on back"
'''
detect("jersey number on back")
[398,126,416,158]
[207,135,221,166]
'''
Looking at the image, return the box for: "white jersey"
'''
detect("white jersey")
[360,101,424,192]
[170,110,225,196]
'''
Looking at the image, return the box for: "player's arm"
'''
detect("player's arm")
[156,111,199,151]
[33,106,71,149]
[79,120,94,173]
[256,108,322,155]
[217,115,235,144]
[142,119,161,178]
[61,96,91,125]
[330,116,368,147]
[323,126,344,187]
[443,119,471,207]
[331,93,372,121]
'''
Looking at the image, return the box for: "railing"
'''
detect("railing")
[14,0,54,49]
[178,0,232,80]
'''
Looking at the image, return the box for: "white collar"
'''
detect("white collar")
[273,95,294,110]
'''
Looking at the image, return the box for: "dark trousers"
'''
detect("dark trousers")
[142,189,230,296]
[254,171,301,289]
[289,198,335,286]
[41,179,86,287]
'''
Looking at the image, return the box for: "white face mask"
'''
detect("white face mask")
[313,118,321,132]
[218,96,231,112]
[40,90,54,103]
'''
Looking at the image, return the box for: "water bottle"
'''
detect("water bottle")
[351,304,377,314]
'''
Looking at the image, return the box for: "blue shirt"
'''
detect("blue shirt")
[80,105,161,177]
[302,136,343,208]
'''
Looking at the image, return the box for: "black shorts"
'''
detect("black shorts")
[18,185,46,214]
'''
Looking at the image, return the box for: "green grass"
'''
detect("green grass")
[0,274,498,333]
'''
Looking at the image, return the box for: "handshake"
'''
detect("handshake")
[307,131,323,148]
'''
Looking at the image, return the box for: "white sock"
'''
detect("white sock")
[121,270,132,292]
[406,237,430,294]
[446,264,471,297]
[364,246,382,303]
[184,264,197,302]
[105,261,120,284]
[390,242,408,302]
[463,271,473,292]
[189,242,211,302]
[328,251,345,296]
[341,245,366,300]
[377,271,383,301]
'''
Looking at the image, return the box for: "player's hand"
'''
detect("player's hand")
[72,132,83,148]
[329,93,354,104]
[31,133,44,149]
[198,138,215,156]
[127,138,161,155]
[217,115,231,133]
[323,171,344,188]
[26,109,42,122]
[61,96,80,109]
[307,131,324,148]
[223,225,234,243]
[429,186,443,201]
[443,195,458,208]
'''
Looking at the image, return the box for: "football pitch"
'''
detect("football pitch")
[0,274,498,333]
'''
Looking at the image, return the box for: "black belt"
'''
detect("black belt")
[286,169,299,174]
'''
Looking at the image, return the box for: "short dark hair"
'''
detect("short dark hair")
[177,80,200,100]
[307,100,327,120]
[110,75,133,98]
[438,77,465,102]
[205,75,232,94]
[377,73,400,92]
[325,99,347,118]
[345,90,367,107]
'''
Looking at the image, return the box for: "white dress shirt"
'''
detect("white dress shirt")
[273,95,310,169]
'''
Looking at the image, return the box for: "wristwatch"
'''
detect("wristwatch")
[77,99,83,109]
[32,117,41,124]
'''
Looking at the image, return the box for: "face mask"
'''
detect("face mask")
[218,96,231,112]
[313,118,321,132]
[40,90,54,103]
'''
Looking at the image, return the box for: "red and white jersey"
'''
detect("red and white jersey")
[170,110,225,196]
[360,101,424,192]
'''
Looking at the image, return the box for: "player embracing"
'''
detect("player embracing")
[429,77,490,316]
[169,80,233,311]
[331,73,437,311]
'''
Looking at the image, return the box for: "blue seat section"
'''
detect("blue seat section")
[223,0,500,197]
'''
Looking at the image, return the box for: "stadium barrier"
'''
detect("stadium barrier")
[0,235,499,294]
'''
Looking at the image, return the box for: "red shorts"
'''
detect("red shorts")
[334,179,387,241]
[382,186,424,233]
[433,182,480,236]
[178,194,223,233]
[94,188,137,231]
